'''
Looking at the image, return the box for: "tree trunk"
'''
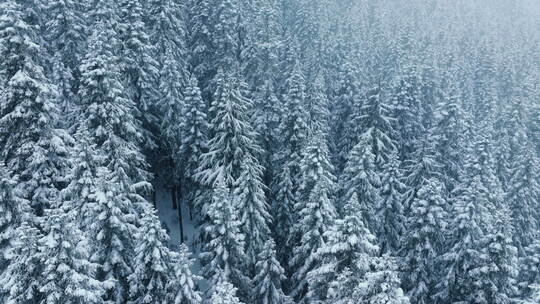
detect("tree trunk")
[152,190,157,209]
[176,184,184,243]
[171,186,177,210]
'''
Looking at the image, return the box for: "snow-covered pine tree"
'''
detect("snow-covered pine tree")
[306,74,330,136]
[506,135,540,252]
[0,222,43,303]
[376,150,406,254]
[338,133,379,230]
[78,18,153,295]
[242,0,281,90]
[200,178,250,301]
[252,240,292,304]
[177,75,209,207]
[520,240,540,299]
[271,57,309,266]
[196,68,262,191]
[0,163,25,271]
[350,257,409,304]
[289,131,337,303]
[481,207,519,304]
[433,85,467,194]
[401,129,442,212]
[44,0,88,119]
[79,0,152,202]
[166,244,203,304]
[234,154,271,270]
[159,46,187,187]
[356,86,396,169]
[210,281,245,304]
[401,178,448,304]
[391,65,427,162]
[38,203,104,303]
[128,209,176,304]
[307,191,378,303]
[118,0,160,151]
[84,166,139,303]
[0,0,70,218]
[332,60,362,172]
[148,0,190,180]
[187,0,213,89]
[435,144,499,304]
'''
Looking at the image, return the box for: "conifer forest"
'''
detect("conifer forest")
[1,0,540,303]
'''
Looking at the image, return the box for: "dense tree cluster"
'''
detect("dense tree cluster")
[0,0,539,303]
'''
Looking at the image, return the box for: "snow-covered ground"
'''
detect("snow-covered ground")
[153,180,204,283]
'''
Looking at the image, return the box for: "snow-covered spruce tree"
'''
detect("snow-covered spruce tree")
[187,0,213,89]
[356,85,396,169]
[520,240,540,299]
[481,207,519,304]
[401,130,442,212]
[79,1,152,199]
[196,68,262,192]
[306,74,331,136]
[149,0,189,186]
[271,58,309,266]
[338,132,379,230]
[234,154,272,269]
[332,60,362,171]
[210,281,245,304]
[0,222,43,303]
[242,0,281,90]
[252,240,293,304]
[400,178,448,304]
[166,244,203,304]
[60,126,107,228]
[0,163,25,271]
[79,14,154,296]
[118,0,160,151]
[176,75,208,209]
[391,65,428,162]
[200,178,250,301]
[376,150,406,254]
[0,0,70,218]
[289,132,337,303]
[148,0,188,88]
[307,191,378,303]
[435,147,501,304]
[159,46,187,186]
[350,257,409,304]
[44,0,88,118]
[83,166,140,303]
[128,209,176,304]
[38,203,104,304]
[506,137,540,252]
[433,86,467,194]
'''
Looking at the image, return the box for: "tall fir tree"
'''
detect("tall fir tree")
[166,244,203,304]
[0,0,70,218]
[38,203,105,303]
[44,0,88,119]
[0,163,25,271]
[0,222,43,303]
[200,178,250,301]
[118,0,160,151]
[308,192,378,303]
[376,151,406,254]
[252,240,292,304]
[271,59,309,266]
[289,132,336,303]
[401,178,448,304]
[210,281,245,304]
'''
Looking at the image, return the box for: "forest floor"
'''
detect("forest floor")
[154,180,205,285]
